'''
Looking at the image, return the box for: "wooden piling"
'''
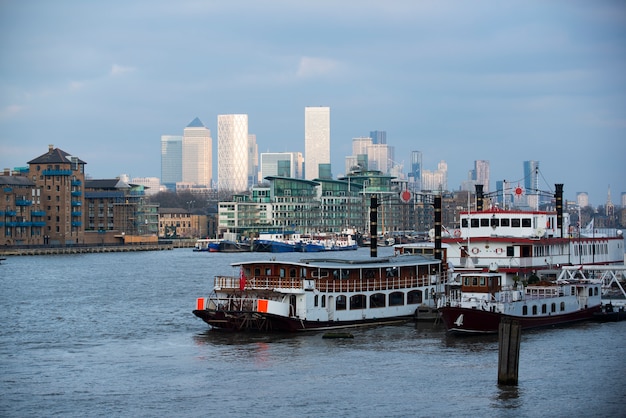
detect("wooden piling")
[498,317,521,385]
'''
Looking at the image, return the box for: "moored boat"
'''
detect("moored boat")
[438,269,603,334]
[193,253,445,332]
[193,238,221,252]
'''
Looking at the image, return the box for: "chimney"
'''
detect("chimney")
[3,168,10,176]
[48,144,54,152]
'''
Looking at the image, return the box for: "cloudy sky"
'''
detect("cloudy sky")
[1,1,625,206]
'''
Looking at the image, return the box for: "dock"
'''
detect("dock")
[0,243,174,256]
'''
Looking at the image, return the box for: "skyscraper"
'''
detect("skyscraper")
[409,151,422,192]
[474,160,490,192]
[182,117,212,187]
[218,114,249,192]
[160,135,182,190]
[259,152,303,180]
[369,130,387,144]
[304,106,330,180]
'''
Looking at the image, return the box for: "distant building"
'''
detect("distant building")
[259,152,304,181]
[218,114,249,192]
[248,134,258,187]
[422,160,448,192]
[304,106,330,181]
[182,117,212,187]
[0,169,41,246]
[408,151,422,192]
[131,177,162,196]
[369,130,387,145]
[577,192,589,208]
[158,207,208,239]
[160,135,182,190]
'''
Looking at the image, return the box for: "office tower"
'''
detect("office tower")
[160,135,182,190]
[248,134,258,187]
[304,106,330,180]
[259,152,303,180]
[474,160,490,192]
[369,130,387,144]
[352,137,372,156]
[181,118,212,187]
[409,151,422,192]
[577,192,589,208]
[218,114,249,192]
[367,143,392,173]
[421,160,448,192]
[523,160,540,208]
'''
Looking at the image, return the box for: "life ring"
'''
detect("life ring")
[471,247,479,254]
[453,229,461,238]
[495,248,503,254]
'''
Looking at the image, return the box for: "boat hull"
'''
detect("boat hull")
[439,305,602,334]
[193,309,413,332]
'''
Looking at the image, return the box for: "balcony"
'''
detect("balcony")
[31,211,46,217]
[72,211,82,217]
[71,180,82,186]
[71,201,82,206]
[3,187,12,193]
[42,169,72,176]
[32,221,46,227]
[71,190,82,197]
[71,221,82,227]
[16,221,32,227]
[5,210,16,216]
[15,199,33,206]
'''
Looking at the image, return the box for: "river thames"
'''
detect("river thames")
[1,247,624,417]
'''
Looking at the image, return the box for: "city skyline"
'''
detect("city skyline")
[1,1,625,206]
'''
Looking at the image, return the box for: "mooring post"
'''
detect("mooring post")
[370,195,378,258]
[498,317,521,385]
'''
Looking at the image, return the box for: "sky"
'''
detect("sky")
[1,1,625,207]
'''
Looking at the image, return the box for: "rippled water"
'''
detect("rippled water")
[1,248,624,417]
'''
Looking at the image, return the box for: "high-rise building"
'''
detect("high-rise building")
[248,134,258,187]
[577,192,589,208]
[259,152,303,180]
[160,135,182,190]
[182,118,212,187]
[409,151,422,192]
[218,114,249,192]
[474,160,490,193]
[367,143,393,174]
[304,106,330,180]
[523,160,540,208]
[422,160,448,191]
[369,130,387,144]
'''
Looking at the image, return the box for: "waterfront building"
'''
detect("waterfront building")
[0,170,42,246]
[84,178,159,240]
[182,118,212,187]
[160,135,182,190]
[259,152,304,181]
[27,145,87,246]
[304,106,330,181]
[158,208,208,239]
[218,114,249,193]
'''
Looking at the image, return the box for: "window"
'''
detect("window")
[321,295,326,308]
[532,305,538,315]
[480,218,489,227]
[314,295,318,307]
[336,295,347,310]
[511,219,521,227]
[501,218,510,227]
[490,217,499,227]
[551,303,556,313]
[522,218,531,228]
[471,219,479,228]
[407,290,423,304]
[370,293,386,308]
[522,306,528,315]
[542,304,547,314]
[560,302,565,311]
[349,295,366,310]
[389,291,404,306]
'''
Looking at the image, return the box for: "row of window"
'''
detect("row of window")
[313,290,426,310]
[462,217,535,228]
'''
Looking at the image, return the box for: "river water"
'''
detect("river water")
[1,247,624,417]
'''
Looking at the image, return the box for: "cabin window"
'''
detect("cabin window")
[389,291,404,306]
[472,277,478,286]
[461,219,468,228]
[289,268,297,278]
[560,302,565,311]
[588,288,593,297]
[321,295,326,308]
[254,268,261,276]
[265,268,272,276]
[594,287,598,296]
[471,219,479,228]
[523,306,528,315]
[532,305,538,315]
[480,218,489,227]
[279,268,285,278]
[407,290,423,304]
[312,270,329,279]
[506,246,514,257]
[314,295,319,307]
[480,277,485,286]
[511,219,521,227]
[370,293,386,308]
[490,218,499,227]
[522,218,532,228]
[336,295,347,310]
[542,304,547,314]
[386,267,398,278]
[300,268,307,278]
[350,294,366,310]
[501,218,510,227]
[551,303,556,313]
[364,269,376,279]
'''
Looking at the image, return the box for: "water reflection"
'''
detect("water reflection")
[492,384,522,410]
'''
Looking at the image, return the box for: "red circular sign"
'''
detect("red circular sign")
[514,187,523,196]
[400,190,411,203]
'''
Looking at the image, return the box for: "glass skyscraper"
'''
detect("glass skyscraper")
[161,135,182,190]
[304,106,330,180]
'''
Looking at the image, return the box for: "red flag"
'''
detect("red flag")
[239,267,246,291]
